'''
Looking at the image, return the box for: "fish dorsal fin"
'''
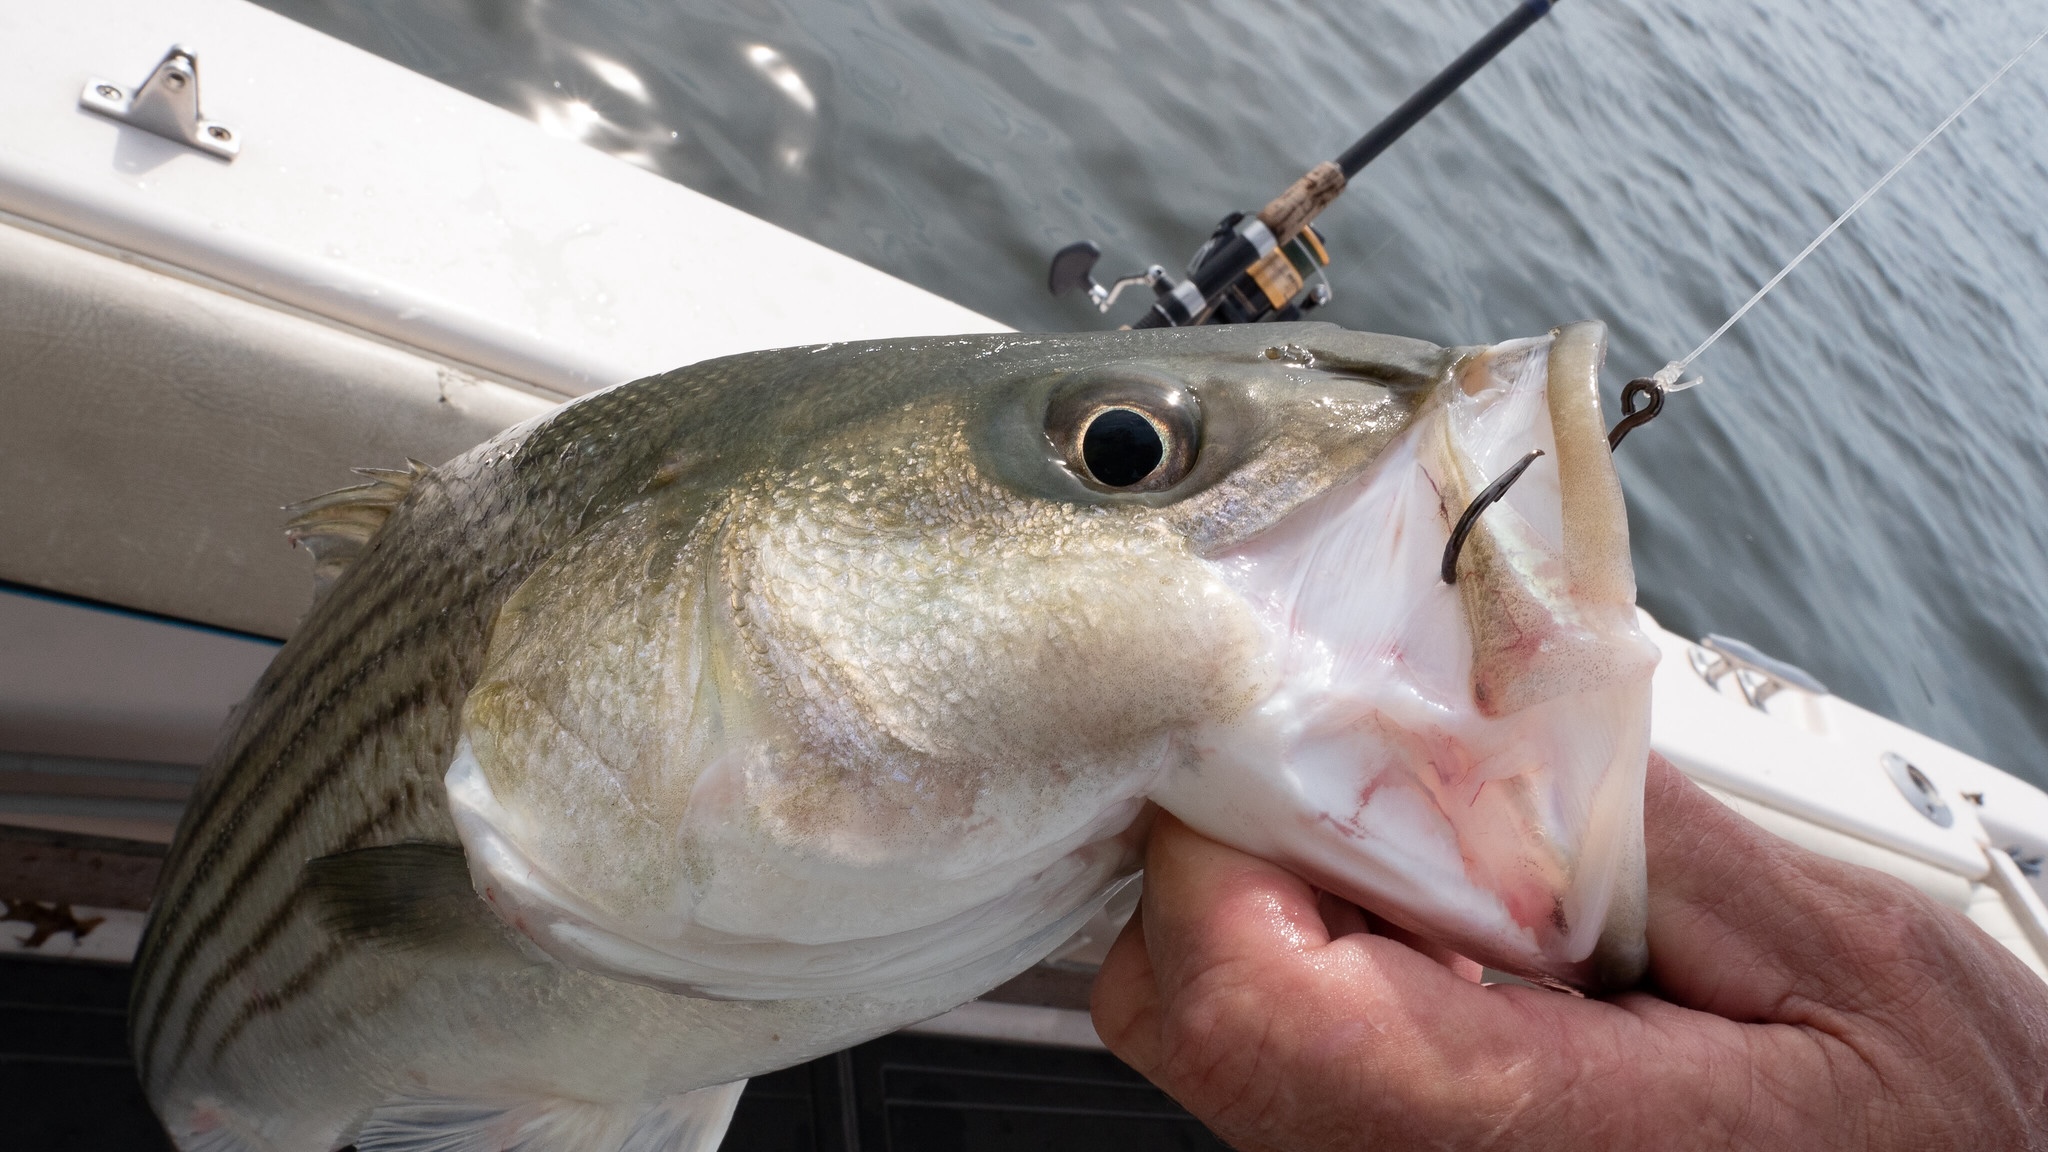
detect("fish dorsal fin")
[301,841,534,964]
[284,460,431,599]
[352,1083,746,1152]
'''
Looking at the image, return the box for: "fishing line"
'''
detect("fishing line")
[1609,20,2048,446]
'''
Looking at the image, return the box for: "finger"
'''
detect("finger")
[1132,812,1836,1150]
[1093,897,1312,1152]
[1091,904,1164,1075]
[1638,752,2048,1135]
[1639,752,1940,1021]
[1138,812,1487,1021]
[1136,812,1336,1001]
[1361,911,1485,983]
[1316,889,1369,939]
[1134,814,1596,1144]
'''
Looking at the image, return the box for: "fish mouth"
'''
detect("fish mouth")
[1166,321,1657,990]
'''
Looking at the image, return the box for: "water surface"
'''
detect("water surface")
[257,0,2048,786]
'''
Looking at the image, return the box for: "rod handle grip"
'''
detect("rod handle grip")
[1256,161,1346,243]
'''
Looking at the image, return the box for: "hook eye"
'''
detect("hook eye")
[1607,379,1665,450]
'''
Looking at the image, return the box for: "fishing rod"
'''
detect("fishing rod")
[1048,0,1559,328]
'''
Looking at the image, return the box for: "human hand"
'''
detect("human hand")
[1092,754,2048,1150]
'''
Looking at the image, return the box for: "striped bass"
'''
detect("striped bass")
[132,322,1656,1152]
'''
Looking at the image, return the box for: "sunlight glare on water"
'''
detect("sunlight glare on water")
[255,0,2048,786]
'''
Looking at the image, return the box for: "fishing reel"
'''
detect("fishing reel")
[1043,0,1563,329]
[1049,214,1335,328]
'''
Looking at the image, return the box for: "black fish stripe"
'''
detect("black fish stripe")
[154,574,435,900]
[152,564,433,879]
[170,782,420,1073]
[138,391,663,1074]
[136,519,508,1057]
[137,662,443,1075]
[133,643,434,1061]
[176,573,415,824]
[137,666,440,1076]
[133,611,427,996]
[204,941,351,1067]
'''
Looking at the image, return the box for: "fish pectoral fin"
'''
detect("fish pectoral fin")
[351,1082,746,1152]
[283,459,431,601]
[617,1084,748,1152]
[301,842,533,962]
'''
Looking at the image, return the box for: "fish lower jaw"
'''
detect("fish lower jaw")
[1174,688,1555,951]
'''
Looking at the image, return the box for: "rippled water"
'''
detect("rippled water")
[258,0,2048,785]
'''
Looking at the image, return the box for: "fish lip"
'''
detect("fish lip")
[1541,321,1638,610]
[1442,321,1660,719]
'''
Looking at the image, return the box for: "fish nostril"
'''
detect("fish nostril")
[1081,408,1166,487]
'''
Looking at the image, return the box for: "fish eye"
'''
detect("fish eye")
[1082,408,1166,487]
[1046,373,1199,493]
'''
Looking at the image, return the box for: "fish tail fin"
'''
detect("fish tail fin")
[352,1081,746,1152]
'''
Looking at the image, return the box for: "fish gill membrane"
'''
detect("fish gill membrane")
[133,322,1654,1151]
[449,321,1653,1005]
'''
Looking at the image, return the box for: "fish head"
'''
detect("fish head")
[444,322,1654,1002]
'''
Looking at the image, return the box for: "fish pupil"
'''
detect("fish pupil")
[1083,408,1165,487]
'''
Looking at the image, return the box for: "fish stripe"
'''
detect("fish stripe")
[133,610,421,995]
[137,658,443,1078]
[204,941,351,1066]
[172,782,420,1073]
[131,372,717,1105]
[134,654,427,1050]
[168,572,420,836]
[138,666,440,1072]
[145,563,437,908]
[135,506,514,1080]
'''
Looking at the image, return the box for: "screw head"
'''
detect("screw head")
[96,84,122,100]
[207,125,232,141]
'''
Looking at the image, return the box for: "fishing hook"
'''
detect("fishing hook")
[1441,448,1545,584]
[1606,379,1665,450]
